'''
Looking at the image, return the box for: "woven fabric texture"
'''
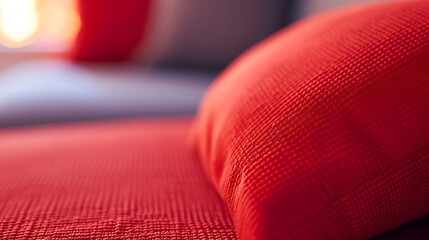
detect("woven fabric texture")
[0,119,236,239]
[193,1,429,239]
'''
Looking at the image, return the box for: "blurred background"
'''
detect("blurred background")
[0,0,389,127]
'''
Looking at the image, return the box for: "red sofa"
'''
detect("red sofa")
[1,1,428,239]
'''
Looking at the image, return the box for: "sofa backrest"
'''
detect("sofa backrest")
[297,0,392,17]
[140,0,289,69]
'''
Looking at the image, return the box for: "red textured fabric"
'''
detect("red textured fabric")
[193,1,429,239]
[0,119,236,239]
[71,0,151,61]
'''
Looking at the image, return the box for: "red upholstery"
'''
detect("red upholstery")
[0,117,426,239]
[2,1,429,238]
[0,119,236,239]
[71,0,151,61]
[193,1,429,239]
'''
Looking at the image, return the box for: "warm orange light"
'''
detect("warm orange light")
[0,0,80,49]
[38,0,81,45]
[0,0,39,48]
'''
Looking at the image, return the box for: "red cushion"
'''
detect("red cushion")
[193,1,429,239]
[71,0,151,61]
[0,119,236,239]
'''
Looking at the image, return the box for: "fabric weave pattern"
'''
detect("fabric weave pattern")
[193,1,429,239]
[0,119,236,239]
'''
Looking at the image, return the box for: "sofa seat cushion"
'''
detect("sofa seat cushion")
[0,119,236,239]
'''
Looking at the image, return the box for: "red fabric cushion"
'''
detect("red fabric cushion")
[193,1,429,239]
[0,119,236,239]
[71,0,151,61]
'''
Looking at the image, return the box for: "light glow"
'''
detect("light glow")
[38,1,80,46]
[0,0,39,48]
[0,0,80,49]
